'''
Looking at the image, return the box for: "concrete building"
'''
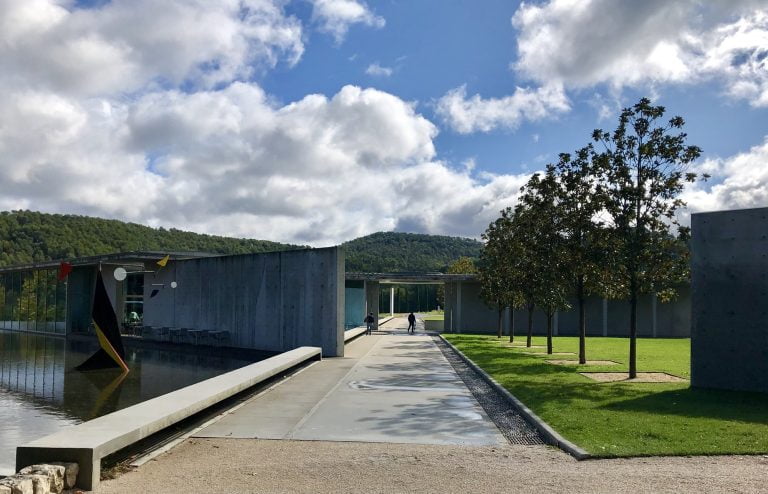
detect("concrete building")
[0,248,345,357]
[691,207,768,393]
[441,279,690,338]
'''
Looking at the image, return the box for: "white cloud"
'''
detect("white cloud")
[310,0,385,43]
[0,0,304,97]
[0,1,536,246]
[365,63,393,77]
[682,138,768,217]
[512,0,768,107]
[435,83,570,134]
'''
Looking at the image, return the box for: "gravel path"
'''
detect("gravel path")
[98,438,768,493]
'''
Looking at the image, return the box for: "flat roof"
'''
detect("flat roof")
[0,251,218,274]
[345,272,477,283]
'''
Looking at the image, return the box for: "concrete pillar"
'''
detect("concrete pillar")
[365,280,380,331]
[602,298,608,336]
[456,281,462,333]
[390,287,394,316]
[553,311,559,336]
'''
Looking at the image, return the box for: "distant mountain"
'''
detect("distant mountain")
[343,231,482,272]
[0,210,297,267]
[0,211,482,272]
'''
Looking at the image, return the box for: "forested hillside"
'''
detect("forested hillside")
[0,211,483,272]
[343,231,482,272]
[0,210,297,267]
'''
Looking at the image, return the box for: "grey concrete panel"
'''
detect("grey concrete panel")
[556,296,605,337]
[364,280,380,330]
[143,247,344,357]
[656,285,691,338]
[16,346,321,490]
[691,207,768,393]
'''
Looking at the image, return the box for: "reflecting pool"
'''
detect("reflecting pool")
[0,330,258,474]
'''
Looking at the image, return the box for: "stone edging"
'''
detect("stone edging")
[438,335,592,460]
[1,462,79,494]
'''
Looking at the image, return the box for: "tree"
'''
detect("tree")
[592,97,702,378]
[553,147,609,364]
[516,169,571,354]
[479,214,515,339]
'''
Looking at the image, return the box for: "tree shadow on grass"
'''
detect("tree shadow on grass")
[601,387,768,424]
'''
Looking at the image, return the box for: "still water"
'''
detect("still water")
[0,330,257,474]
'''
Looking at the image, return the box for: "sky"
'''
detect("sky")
[1,0,767,246]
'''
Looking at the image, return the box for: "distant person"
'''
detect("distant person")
[365,313,375,335]
[407,312,416,334]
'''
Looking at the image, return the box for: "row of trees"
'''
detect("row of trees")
[478,98,704,377]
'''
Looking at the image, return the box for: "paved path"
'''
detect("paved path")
[195,317,506,446]
[99,317,768,493]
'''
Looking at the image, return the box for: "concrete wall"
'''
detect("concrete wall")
[143,247,345,357]
[364,281,380,330]
[444,280,690,338]
[691,208,768,393]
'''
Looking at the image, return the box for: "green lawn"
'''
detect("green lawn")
[443,334,768,457]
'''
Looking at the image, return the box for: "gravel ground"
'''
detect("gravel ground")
[98,438,768,494]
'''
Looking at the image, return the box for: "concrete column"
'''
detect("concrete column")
[553,311,559,336]
[390,287,394,316]
[365,280,380,331]
[456,281,462,333]
[602,298,608,337]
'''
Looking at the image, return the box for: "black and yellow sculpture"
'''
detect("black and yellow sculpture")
[76,271,130,373]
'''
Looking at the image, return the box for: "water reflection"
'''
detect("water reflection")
[0,330,258,474]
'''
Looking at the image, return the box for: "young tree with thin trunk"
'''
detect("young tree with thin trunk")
[516,169,570,355]
[592,97,702,378]
[479,209,524,340]
[552,147,608,364]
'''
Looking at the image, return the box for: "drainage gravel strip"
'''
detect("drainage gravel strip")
[432,336,544,446]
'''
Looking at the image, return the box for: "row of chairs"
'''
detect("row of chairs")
[131,326,231,347]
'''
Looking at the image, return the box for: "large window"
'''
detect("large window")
[124,273,144,325]
[0,269,66,333]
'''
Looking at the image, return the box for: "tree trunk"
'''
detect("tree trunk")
[509,306,515,343]
[578,277,586,365]
[629,290,638,379]
[526,303,534,347]
[546,311,553,354]
[497,306,503,338]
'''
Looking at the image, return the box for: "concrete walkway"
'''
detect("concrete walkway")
[195,317,505,446]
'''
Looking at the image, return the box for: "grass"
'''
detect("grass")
[443,334,768,457]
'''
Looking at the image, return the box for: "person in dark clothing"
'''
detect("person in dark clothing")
[365,312,375,335]
[407,312,416,334]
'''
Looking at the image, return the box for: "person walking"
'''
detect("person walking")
[407,312,416,334]
[365,312,375,335]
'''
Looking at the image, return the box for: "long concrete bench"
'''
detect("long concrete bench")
[16,346,322,491]
[344,326,367,342]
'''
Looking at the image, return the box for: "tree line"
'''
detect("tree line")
[0,211,482,273]
[477,98,704,378]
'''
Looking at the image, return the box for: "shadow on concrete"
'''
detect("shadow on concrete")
[356,394,497,442]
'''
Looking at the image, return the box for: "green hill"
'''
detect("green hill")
[343,231,482,272]
[0,210,298,267]
[0,211,482,272]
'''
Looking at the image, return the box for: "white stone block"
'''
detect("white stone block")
[0,476,34,494]
[48,464,78,490]
[20,474,51,494]
[18,465,65,493]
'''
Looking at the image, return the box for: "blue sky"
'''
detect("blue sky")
[1,0,767,245]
